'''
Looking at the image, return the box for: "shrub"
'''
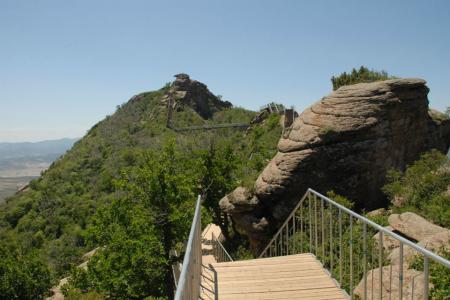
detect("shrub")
[383,150,450,227]
[331,66,394,90]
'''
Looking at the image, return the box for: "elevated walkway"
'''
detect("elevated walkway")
[205,253,346,300]
[174,191,450,300]
[170,123,249,132]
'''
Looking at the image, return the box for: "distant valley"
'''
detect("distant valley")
[0,138,78,202]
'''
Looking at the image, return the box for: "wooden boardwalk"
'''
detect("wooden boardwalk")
[201,223,222,266]
[202,253,347,300]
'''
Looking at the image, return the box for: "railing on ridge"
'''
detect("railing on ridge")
[171,122,249,132]
[174,195,202,300]
[259,188,450,300]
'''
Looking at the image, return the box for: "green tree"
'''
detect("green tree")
[200,141,238,239]
[0,244,54,300]
[68,197,166,299]
[331,66,394,90]
[68,140,201,299]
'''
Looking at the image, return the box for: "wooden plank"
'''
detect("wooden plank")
[212,262,326,273]
[218,274,331,285]
[217,281,337,294]
[212,253,315,267]
[215,269,330,280]
[201,250,347,299]
[218,289,346,300]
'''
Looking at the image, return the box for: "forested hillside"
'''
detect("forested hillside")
[0,76,283,299]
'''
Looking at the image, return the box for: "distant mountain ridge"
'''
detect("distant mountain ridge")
[0,138,78,177]
[0,138,78,159]
[0,138,79,202]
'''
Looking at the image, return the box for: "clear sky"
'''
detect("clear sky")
[1,0,449,142]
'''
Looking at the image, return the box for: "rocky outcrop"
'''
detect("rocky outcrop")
[220,78,450,254]
[373,226,400,253]
[388,230,450,265]
[386,212,449,265]
[355,211,449,299]
[354,265,427,300]
[388,212,448,241]
[165,73,232,119]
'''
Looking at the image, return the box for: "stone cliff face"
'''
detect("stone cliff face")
[167,73,232,119]
[220,78,450,254]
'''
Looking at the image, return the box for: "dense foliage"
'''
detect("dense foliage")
[410,247,450,299]
[0,85,282,298]
[331,66,394,90]
[63,142,201,299]
[383,150,450,227]
[0,243,54,299]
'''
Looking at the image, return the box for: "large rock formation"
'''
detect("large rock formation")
[166,73,232,119]
[220,78,450,254]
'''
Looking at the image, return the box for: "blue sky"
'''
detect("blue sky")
[1,0,449,142]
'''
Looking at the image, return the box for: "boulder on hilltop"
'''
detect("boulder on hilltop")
[220,78,450,254]
[165,73,232,119]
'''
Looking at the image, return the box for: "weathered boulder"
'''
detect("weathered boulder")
[220,78,450,254]
[388,230,450,265]
[220,187,260,213]
[373,226,400,253]
[388,212,448,241]
[354,265,428,300]
[367,208,386,218]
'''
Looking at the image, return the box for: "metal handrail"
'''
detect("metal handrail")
[172,122,249,132]
[174,195,202,300]
[307,189,450,267]
[211,232,233,262]
[258,188,450,300]
[258,190,310,257]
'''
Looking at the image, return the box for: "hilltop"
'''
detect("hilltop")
[0,74,283,280]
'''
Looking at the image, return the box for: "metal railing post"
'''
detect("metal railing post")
[350,215,353,299]
[363,223,367,300]
[321,198,325,261]
[379,231,383,300]
[423,256,429,300]
[309,193,313,253]
[339,208,343,286]
[399,243,403,300]
[330,204,333,272]
[315,194,318,255]
[300,205,304,253]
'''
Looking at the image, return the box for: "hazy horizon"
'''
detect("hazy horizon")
[0,137,79,144]
[1,0,450,142]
